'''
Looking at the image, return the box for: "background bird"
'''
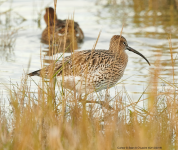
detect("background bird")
[41,7,84,44]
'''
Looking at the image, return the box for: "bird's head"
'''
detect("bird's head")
[44,7,57,26]
[109,35,150,65]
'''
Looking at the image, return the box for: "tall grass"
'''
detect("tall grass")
[0,37,178,150]
[1,1,178,150]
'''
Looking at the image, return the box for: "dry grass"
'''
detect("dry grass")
[1,33,178,150]
[1,1,178,150]
[1,53,177,150]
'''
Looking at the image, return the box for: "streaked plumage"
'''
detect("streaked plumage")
[29,35,150,93]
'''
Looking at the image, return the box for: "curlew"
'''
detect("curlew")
[29,35,150,95]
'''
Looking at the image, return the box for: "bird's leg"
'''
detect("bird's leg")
[77,93,88,116]
[78,93,88,103]
[77,91,113,110]
[99,90,113,110]
[84,92,113,110]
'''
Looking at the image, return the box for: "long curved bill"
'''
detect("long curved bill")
[127,46,150,66]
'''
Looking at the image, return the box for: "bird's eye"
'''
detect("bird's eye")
[123,42,126,45]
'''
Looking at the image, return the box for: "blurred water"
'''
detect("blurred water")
[0,0,178,105]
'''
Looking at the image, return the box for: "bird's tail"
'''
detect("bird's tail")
[28,69,41,76]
